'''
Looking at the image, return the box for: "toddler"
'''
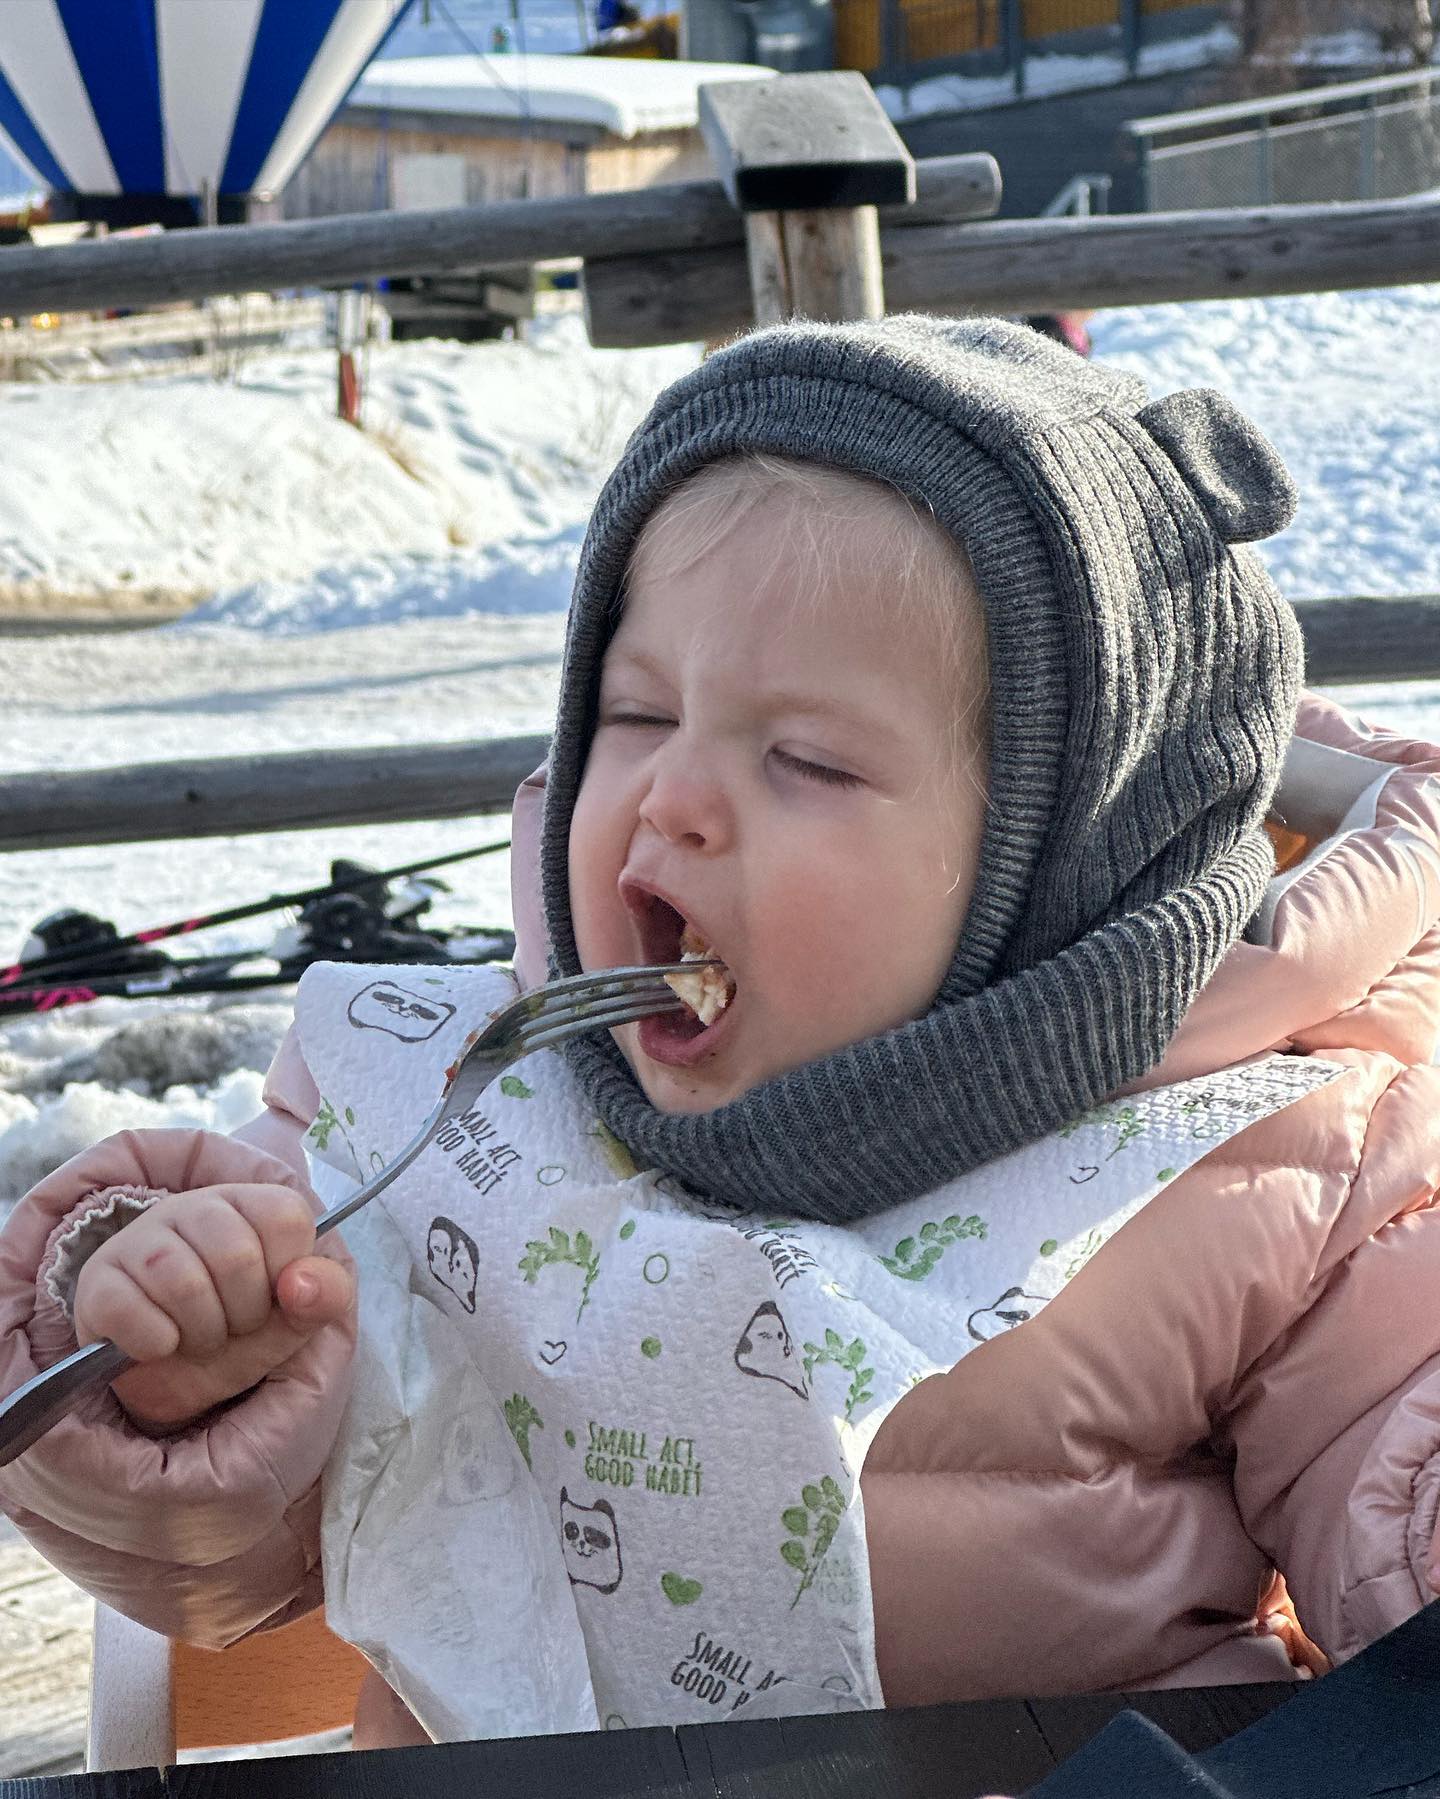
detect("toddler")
[3,316,1440,1753]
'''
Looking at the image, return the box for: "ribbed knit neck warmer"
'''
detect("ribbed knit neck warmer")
[541,315,1303,1221]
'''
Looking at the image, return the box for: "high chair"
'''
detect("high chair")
[87,1600,371,1770]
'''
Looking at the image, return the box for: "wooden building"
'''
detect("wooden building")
[283,53,774,218]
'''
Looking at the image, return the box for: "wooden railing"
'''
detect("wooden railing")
[2,161,1438,356]
[0,294,326,382]
[0,155,1001,320]
[582,185,1440,346]
[2,598,1434,855]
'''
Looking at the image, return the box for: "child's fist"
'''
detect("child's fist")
[72,1183,355,1432]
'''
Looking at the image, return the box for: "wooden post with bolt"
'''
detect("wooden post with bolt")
[697,70,916,328]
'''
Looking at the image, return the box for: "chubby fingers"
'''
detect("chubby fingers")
[275,1254,355,1328]
[75,1182,319,1364]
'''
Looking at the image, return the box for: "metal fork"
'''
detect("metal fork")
[0,962,705,1469]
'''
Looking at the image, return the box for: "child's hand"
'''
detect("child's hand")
[72,1184,355,1433]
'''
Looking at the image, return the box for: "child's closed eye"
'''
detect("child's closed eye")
[602,710,675,731]
[771,748,865,790]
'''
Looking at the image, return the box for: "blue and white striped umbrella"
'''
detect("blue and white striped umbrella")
[0,0,413,203]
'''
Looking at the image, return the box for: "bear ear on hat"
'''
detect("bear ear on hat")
[1136,388,1298,544]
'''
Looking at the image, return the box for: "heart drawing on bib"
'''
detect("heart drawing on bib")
[539,1340,568,1365]
[661,1572,704,1607]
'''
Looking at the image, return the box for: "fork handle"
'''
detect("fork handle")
[0,1337,134,1469]
[0,1107,450,1467]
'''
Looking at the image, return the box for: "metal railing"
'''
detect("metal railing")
[1041,172,1113,215]
[1129,68,1440,210]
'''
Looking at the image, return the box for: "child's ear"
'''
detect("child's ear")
[1136,388,1298,544]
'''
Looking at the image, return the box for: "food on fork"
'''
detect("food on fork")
[663,925,736,1027]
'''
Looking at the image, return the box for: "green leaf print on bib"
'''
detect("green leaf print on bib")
[520,1226,602,1323]
[503,1394,544,1470]
[1060,1099,1145,1157]
[780,1477,846,1608]
[878,1214,986,1282]
[801,1331,875,1422]
[660,1572,704,1607]
[307,1095,363,1175]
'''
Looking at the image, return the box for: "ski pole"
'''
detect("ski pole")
[0,940,518,1017]
[0,839,511,987]
[0,970,294,1014]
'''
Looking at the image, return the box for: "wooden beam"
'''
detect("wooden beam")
[0,600,1434,857]
[701,71,909,329]
[744,205,886,326]
[1297,594,1440,685]
[0,153,994,322]
[584,153,1000,346]
[583,188,1440,348]
[699,71,916,212]
[0,736,551,853]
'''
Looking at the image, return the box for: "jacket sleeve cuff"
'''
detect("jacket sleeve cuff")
[1340,1372,1440,1660]
[38,1186,156,1332]
[0,1128,355,1576]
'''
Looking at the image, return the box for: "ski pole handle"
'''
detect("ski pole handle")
[0,1338,133,1468]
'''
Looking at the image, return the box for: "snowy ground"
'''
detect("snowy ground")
[5,288,1440,621]
[0,312,697,617]
[3,282,1440,1209]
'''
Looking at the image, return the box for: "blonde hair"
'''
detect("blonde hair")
[627,454,990,790]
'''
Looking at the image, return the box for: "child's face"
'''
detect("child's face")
[569,488,988,1115]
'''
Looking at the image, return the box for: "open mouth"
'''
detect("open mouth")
[623,886,738,1062]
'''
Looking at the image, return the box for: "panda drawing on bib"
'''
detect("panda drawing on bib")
[561,1490,623,1594]
[347,979,455,1041]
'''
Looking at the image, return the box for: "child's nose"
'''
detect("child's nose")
[637,741,735,854]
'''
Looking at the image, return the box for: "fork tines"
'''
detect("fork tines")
[514,963,719,1055]
[518,968,691,1046]
[528,963,720,1008]
[521,994,687,1055]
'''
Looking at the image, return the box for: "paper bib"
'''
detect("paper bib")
[300,961,1347,1742]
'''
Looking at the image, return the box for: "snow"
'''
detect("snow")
[0,1001,281,1195]
[4,281,1440,1208]
[351,52,772,138]
[1278,31,1418,70]
[0,312,699,615]
[1090,285,1440,601]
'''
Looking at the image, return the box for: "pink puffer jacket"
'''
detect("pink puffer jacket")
[2,693,1439,1726]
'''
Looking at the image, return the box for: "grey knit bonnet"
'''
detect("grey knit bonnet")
[541,314,1303,1222]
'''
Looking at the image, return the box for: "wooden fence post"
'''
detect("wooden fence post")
[698,71,916,327]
